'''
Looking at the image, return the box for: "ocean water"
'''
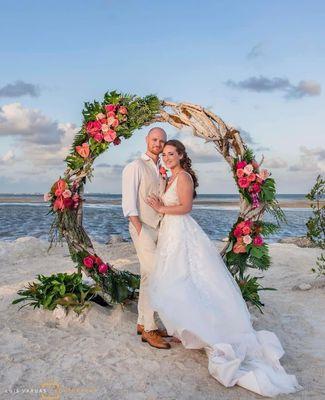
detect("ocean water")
[0,193,312,243]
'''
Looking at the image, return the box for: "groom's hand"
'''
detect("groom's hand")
[129,216,142,235]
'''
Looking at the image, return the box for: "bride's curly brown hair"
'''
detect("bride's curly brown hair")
[164,139,199,198]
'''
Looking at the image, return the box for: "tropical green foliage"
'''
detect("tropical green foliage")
[12,273,100,315]
[305,174,325,276]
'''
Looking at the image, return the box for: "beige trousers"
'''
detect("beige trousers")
[129,221,159,331]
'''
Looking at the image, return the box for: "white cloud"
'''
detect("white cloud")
[263,157,288,169]
[289,146,325,173]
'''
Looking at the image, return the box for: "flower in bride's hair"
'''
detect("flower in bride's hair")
[83,256,94,269]
[159,166,167,179]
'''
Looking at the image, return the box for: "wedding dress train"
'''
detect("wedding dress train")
[149,173,301,397]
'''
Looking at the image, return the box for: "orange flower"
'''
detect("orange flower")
[233,241,247,254]
[76,143,90,159]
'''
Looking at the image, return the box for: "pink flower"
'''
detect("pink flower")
[247,173,256,182]
[105,104,117,113]
[118,106,128,115]
[62,189,72,198]
[258,169,270,180]
[253,236,264,246]
[106,111,116,118]
[86,121,101,136]
[159,166,167,179]
[113,137,121,146]
[233,240,247,254]
[106,116,116,126]
[72,193,79,202]
[243,235,252,244]
[236,169,245,178]
[44,192,52,202]
[101,124,109,133]
[98,263,109,274]
[93,132,104,142]
[236,160,247,169]
[243,164,254,175]
[96,113,106,120]
[238,177,250,188]
[111,118,119,128]
[242,225,251,235]
[103,129,117,142]
[76,143,90,158]
[83,256,94,269]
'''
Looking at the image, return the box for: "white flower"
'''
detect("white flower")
[243,235,252,244]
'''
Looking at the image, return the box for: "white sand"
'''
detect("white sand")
[0,236,324,400]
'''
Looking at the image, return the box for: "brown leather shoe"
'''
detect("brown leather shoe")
[137,324,170,338]
[141,330,171,349]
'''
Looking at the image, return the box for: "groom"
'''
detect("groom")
[122,127,170,349]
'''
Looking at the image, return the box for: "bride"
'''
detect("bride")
[146,139,301,397]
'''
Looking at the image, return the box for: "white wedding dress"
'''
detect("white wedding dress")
[149,173,301,397]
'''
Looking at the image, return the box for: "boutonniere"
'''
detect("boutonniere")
[159,166,168,180]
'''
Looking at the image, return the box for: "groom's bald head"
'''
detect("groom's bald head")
[146,127,167,155]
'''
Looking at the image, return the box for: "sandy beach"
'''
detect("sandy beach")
[0,237,324,399]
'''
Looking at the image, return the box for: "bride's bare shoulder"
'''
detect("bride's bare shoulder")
[178,171,193,186]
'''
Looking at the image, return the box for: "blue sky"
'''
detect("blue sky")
[0,0,324,193]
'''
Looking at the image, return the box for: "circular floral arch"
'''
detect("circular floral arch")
[46,91,284,310]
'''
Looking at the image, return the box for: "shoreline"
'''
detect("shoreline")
[0,196,318,209]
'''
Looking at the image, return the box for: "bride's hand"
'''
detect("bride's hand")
[146,194,164,213]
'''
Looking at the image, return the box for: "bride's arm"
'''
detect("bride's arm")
[147,173,193,215]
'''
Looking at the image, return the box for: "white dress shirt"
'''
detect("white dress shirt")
[122,153,161,217]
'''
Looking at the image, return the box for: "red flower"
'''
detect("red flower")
[98,263,109,274]
[53,196,65,211]
[233,227,242,238]
[105,104,117,113]
[63,197,74,209]
[113,137,121,146]
[242,225,251,235]
[86,121,101,136]
[83,256,94,269]
[250,183,261,193]
[236,161,247,169]
[93,132,104,142]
